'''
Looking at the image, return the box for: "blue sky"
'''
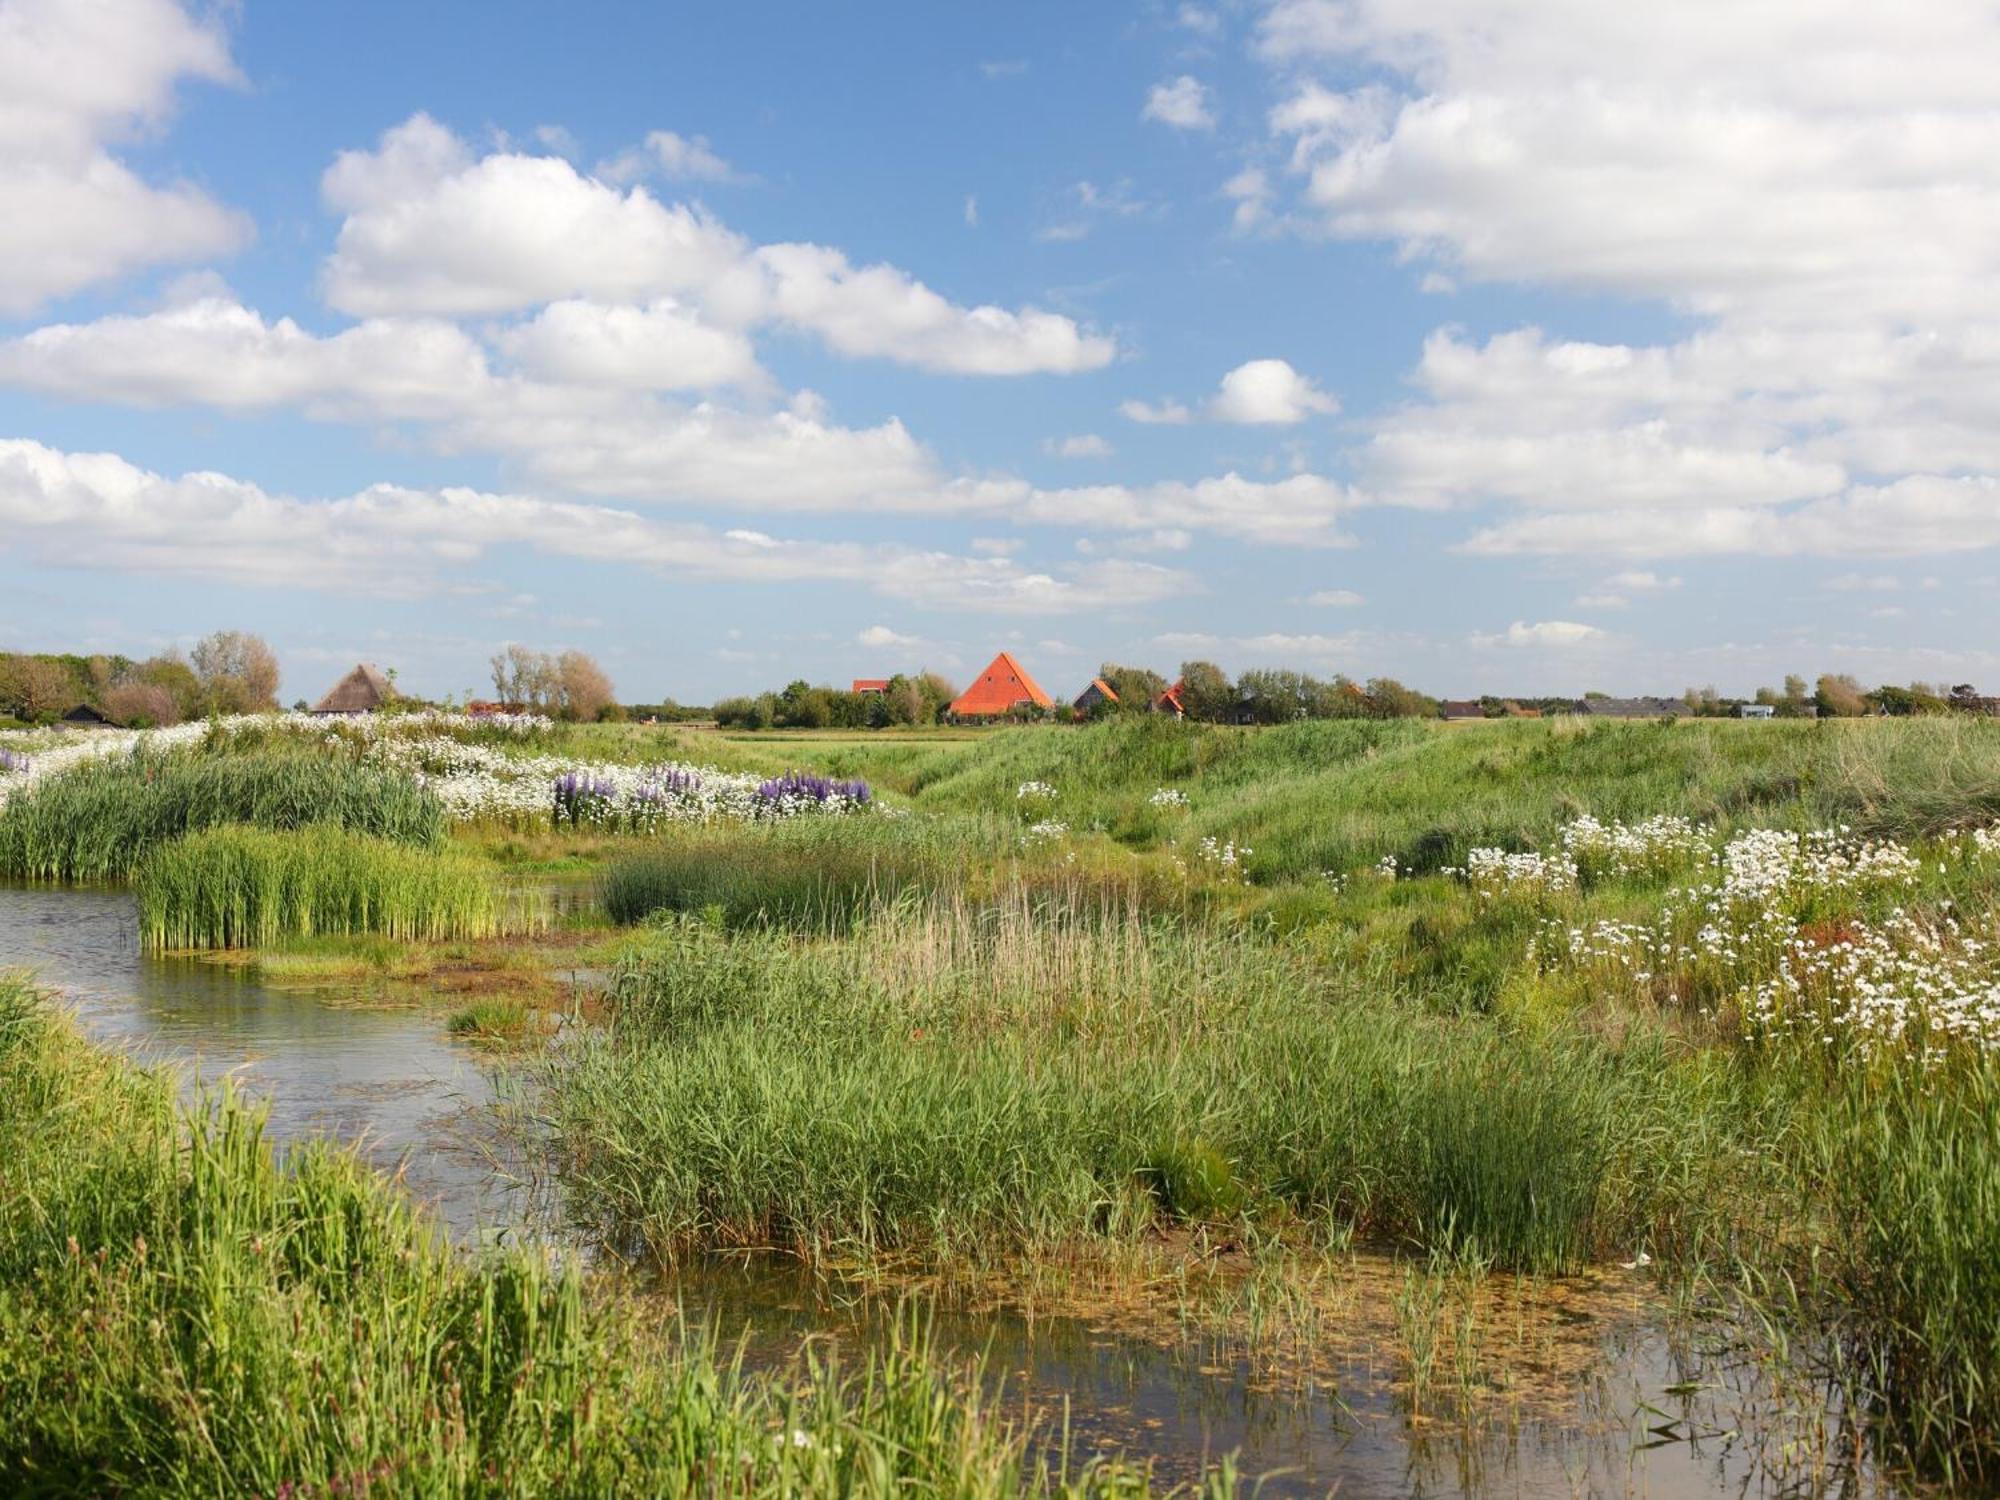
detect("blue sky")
[2,0,1997,706]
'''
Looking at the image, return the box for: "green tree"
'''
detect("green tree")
[1176,660,1236,722]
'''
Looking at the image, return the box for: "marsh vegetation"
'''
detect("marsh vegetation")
[4,708,1999,1492]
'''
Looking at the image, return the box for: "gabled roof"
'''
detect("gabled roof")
[1153,680,1186,715]
[313,663,393,714]
[950,651,1052,717]
[851,678,891,693]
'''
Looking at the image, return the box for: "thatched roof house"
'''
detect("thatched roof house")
[312,663,393,716]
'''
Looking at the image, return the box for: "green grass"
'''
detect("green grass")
[0,975,1195,1497]
[0,750,446,883]
[544,902,1731,1277]
[135,826,511,949]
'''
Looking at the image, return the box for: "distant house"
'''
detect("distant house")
[60,703,112,728]
[1582,696,1685,720]
[851,678,890,695]
[949,652,1053,720]
[466,699,526,717]
[1737,704,1777,720]
[1073,677,1119,714]
[1439,700,1485,721]
[312,664,394,716]
[1153,680,1187,718]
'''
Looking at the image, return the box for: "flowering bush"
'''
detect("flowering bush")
[1148,787,1190,809]
[1015,780,1057,803]
[754,771,871,813]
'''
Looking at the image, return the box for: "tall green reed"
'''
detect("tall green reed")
[134,825,509,949]
[0,749,445,883]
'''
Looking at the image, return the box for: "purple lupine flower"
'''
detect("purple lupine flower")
[753,770,870,809]
[553,770,618,826]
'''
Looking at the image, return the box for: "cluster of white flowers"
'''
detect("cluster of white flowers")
[1715,827,1923,909]
[1743,913,2000,1061]
[1148,787,1191,809]
[0,718,213,808]
[1966,824,2000,857]
[1375,853,1400,880]
[1559,814,1709,880]
[1461,846,1580,897]
[362,736,867,827]
[1016,780,1057,803]
[1191,836,1253,883]
[1525,818,1999,1061]
[0,710,871,831]
[1022,819,1069,844]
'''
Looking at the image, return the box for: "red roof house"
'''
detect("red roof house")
[851,678,891,694]
[949,651,1052,719]
[1153,680,1186,718]
[1073,677,1119,713]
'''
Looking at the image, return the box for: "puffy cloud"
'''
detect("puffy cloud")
[0,0,248,313]
[1003,471,1366,547]
[1120,397,1192,425]
[320,115,1113,375]
[1472,620,1608,649]
[496,298,762,391]
[1123,359,1338,428]
[1046,433,1113,458]
[1143,76,1215,131]
[0,437,1190,614]
[1222,167,1272,232]
[1255,1,2000,564]
[1211,358,1338,424]
[857,625,917,648]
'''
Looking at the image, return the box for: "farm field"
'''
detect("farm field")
[3,709,1999,1494]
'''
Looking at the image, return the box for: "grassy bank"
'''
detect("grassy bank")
[134,826,514,949]
[0,976,1198,1496]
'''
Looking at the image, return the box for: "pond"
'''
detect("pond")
[0,883,1897,1497]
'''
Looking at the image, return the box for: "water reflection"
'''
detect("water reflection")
[0,883,521,1243]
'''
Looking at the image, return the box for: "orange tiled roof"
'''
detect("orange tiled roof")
[950,651,1052,716]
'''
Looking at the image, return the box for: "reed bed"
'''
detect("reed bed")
[0,749,445,883]
[134,826,511,950]
[0,976,1191,1496]
[545,895,1732,1277]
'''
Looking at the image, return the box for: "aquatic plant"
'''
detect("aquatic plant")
[133,826,509,949]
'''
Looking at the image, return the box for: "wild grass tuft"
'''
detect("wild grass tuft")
[134,825,512,949]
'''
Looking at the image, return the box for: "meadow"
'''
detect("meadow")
[4,708,2000,1489]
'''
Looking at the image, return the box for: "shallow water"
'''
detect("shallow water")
[0,882,1899,1496]
[0,883,525,1244]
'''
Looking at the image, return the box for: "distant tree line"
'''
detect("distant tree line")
[713,673,959,730]
[1680,674,2000,718]
[1088,660,1438,724]
[0,631,279,727]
